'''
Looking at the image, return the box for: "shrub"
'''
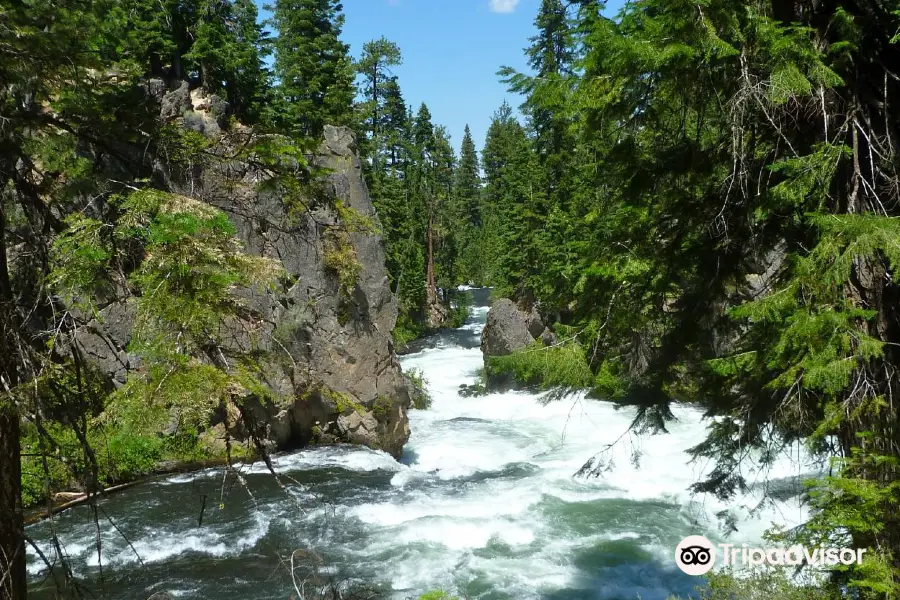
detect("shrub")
[106,434,163,481]
[404,368,432,410]
[446,290,473,328]
[486,334,593,393]
[668,569,842,600]
[394,315,424,347]
[418,592,458,600]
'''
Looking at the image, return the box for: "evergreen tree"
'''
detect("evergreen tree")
[486,0,900,594]
[455,125,482,228]
[500,0,575,196]
[269,0,355,137]
[107,0,190,77]
[382,77,409,173]
[408,104,444,327]
[0,3,284,596]
[1,3,124,591]
[454,125,483,284]
[432,125,459,291]
[480,102,544,297]
[186,0,270,121]
[356,37,403,170]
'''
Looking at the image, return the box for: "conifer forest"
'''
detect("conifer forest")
[3,0,900,599]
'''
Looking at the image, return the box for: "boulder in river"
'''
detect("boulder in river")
[481,298,545,357]
[481,297,556,390]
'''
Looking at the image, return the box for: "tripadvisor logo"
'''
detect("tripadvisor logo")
[675,535,867,576]
[676,535,716,576]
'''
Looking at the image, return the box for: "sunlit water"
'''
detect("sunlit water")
[27,289,817,599]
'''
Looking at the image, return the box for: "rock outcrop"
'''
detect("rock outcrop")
[481,298,554,390]
[481,299,537,357]
[73,82,412,458]
[481,298,552,357]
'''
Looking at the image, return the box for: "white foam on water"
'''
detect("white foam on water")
[384,305,818,597]
[350,482,542,527]
[244,445,405,475]
[25,294,820,599]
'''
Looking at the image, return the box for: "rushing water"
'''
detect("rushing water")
[27,289,817,600]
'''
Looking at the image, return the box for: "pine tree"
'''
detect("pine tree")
[185,0,270,122]
[455,125,482,228]
[382,77,409,173]
[453,125,483,284]
[1,3,121,591]
[432,125,459,291]
[356,37,403,170]
[500,0,575,196]
[480,102,545,297]
[0,3,283,596]
[408,104,445,327]
[269,0,355,137]
[489,0,900,594]
[107,0,188,77]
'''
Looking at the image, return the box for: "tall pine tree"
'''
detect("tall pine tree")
[269,0,355,137]
[453,125,483,284]
[356,37,403,175]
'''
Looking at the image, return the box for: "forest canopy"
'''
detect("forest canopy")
[3,0,900,598]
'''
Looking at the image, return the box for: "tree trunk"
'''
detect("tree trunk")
[425,212,447,329]
[0,201,26,599]
[0,402,25,600]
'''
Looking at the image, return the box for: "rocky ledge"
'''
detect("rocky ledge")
[72,82,413,459]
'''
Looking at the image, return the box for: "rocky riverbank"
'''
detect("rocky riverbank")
[20,82,419,514]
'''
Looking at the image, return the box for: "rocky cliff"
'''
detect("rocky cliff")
[73,83,412,458]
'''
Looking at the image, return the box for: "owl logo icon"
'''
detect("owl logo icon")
[675,535,716,575]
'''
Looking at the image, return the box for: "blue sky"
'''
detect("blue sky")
[256,0,622,154]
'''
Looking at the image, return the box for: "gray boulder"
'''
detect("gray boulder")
[481,298,539,357]
[159,81,191,121]
[481,298,554,391]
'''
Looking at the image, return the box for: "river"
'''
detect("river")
[26,289,814,599]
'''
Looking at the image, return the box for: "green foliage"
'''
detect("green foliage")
[158,125,213,166]
[318,386,365,415]
[49,215,113,310]
[105,434,164,480]
[45,187,283,504]
[487,335,594,392]
[323,229,362,310]
[482,0,900,594]
[268,0,355,137]
[446,290,472,329]
[477,102,546,298]
[356,36,403,165]
[354,40,482,338]
[667,569,841,600]
[393,316,425,348]
[417,592,458,600]
[372,395,394,419]
[333,200,378,234]
[20,426,73,509]
[19,420,184,508]
[183,0,270,121]
[404,368,432,410]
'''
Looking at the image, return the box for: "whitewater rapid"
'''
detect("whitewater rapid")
[26,294,816,599]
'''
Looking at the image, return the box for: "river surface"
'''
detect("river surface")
[27,289,815,599]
